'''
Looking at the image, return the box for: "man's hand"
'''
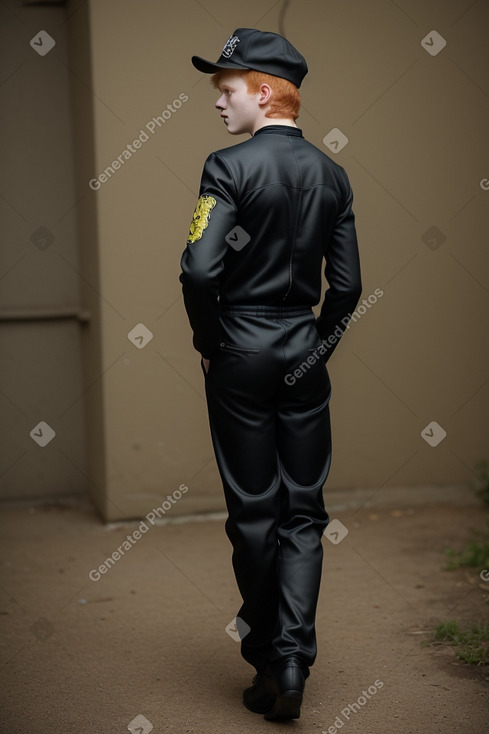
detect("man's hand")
[202,357,210,374]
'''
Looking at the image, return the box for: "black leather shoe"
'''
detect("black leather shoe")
[243,666,276,714]
[264,658,306,720]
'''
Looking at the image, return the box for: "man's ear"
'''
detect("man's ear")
[258,83,272,105]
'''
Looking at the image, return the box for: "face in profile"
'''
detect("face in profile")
[214,72,264,135]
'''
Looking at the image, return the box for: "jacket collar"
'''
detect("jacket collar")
[253,125,303,137]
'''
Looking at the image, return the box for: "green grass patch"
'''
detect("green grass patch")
[427,620,489,665]
[444,531,489,572]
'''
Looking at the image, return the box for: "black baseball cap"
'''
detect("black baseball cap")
[191,28,308,88]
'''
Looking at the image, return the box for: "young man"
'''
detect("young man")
[180,28,361,720]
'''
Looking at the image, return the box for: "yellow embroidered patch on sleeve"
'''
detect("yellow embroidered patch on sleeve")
[187,195,217,244]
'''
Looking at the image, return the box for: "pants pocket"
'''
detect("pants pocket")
[219,341,260,354]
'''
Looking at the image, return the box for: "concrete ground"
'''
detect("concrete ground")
[0,486,488,734]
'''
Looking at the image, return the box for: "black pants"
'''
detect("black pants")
[203,305,332,675]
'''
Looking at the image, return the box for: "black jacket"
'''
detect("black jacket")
[180,125,362,360]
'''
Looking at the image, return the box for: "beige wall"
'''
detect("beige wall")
[0,0,87,501]
[2,0,488,520]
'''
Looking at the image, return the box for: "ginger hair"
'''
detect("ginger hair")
[210,69,301,121]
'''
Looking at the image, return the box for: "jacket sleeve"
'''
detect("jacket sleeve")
[179,152,238,358]
[315,170,362,363]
